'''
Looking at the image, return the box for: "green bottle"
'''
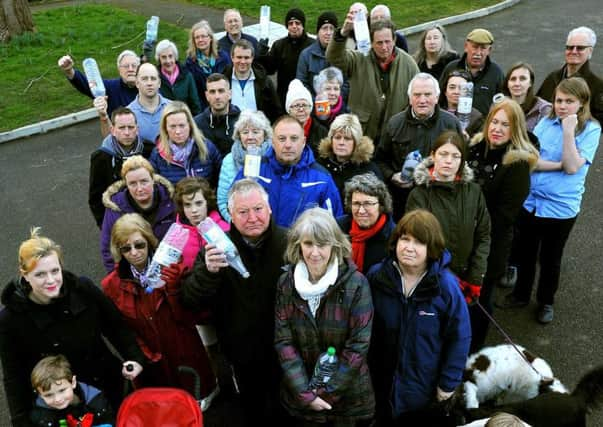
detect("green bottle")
[59,419,68,427]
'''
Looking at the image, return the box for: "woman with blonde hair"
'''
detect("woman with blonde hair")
[185,20,231,108]
[150,101,222,186]
[468,99,539,349]
[275,207,375,424]
[0,228,145,425]
[499,77,601,324]
[101,155,176,271]
[413,24,459,79]
[102,214,217,408]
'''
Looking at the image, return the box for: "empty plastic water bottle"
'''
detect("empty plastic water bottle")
[457,81,474,131]
[146,15,160,43]
[243,144,261,178]
[145,222,189,292]
[82,58,106,98]
[353,9,371,56]
[259,5,271,40]
[309,347,338,389]
[198,217,250,278]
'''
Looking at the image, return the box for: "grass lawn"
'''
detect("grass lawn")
[1,1,500,132]
[0,4,189,132]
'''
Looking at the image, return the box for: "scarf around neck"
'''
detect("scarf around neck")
[231,138,272,170]
[170,138,195,167]
[294,257,339,317]
[350,213,387,272]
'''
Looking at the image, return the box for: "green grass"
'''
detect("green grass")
[186,0,499,30]
[0,4,189,132]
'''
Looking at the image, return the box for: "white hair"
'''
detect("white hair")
[370,4,391,19]
[116,50,139,69]
[155,39,179,62]
[407,72,441,97]
[567,26,597,47]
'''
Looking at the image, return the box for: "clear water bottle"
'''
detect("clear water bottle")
[146,15,160,43]
[145,222,190,292]
[353,9,371,56]
[401,150,422,184]
[314,92,331,121]
[243,144,261,178]
[457,81,474,131]
[198,217,250,278]
[259,5,271,40]
[309,347,338,389]
[82,58,106,98]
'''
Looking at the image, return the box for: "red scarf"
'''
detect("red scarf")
[377,50,397,72]
[303,116,313,138]
[350,214,387,272]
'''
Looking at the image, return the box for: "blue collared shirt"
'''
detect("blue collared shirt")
[524,117,601,218]
[127,95,171,142]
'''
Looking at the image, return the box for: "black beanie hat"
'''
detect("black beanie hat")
[316,11,338,33]
[285,8,306,27]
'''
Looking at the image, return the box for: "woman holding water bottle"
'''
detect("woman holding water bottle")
[101,213,218,408]
[274,207,375,425]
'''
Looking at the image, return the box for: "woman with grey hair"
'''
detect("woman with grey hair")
[317,113,383,199]
[155,39,202,115]
[413,24,459,79]
[217,110,272,221]
[313,66,349,125]
[337,172,395,274]
[275,207,375,424]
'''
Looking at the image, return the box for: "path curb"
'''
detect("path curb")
[0,0,519,144]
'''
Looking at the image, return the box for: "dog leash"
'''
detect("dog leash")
[475,300,553,381]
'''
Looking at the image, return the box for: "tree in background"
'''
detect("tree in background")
[1,0,35,42]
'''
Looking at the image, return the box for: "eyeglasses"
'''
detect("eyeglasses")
[119,241,147,254]
[351,201,379,210]
[290,103,311,110]
[565,45,591,52]
[119,63,140,69]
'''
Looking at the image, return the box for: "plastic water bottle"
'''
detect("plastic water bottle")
[243,144,261,178]
[457,81,474,131]
[353,9,371,56]
[401,150,422,184]
[314,92,331,121]
[259,5,271,40]
[82,58,106,98]
[145,222,189,292]
[146,15,159,43]
[309,347,338,389]
[198,217,250,278]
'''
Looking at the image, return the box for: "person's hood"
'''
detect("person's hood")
[102,174,174,212]
[413,156,474,186]
[317,134,374,165]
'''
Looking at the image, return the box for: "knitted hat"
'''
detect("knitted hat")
[285,79,313,112]
[316,11,338,33]
[285,8,306,27]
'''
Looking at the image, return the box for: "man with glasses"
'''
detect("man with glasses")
[538,26,603,122]
[58,50,140,117]
[440,28,504,115]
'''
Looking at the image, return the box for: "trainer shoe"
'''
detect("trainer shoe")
[537,304,554,324]
[495,293,529,309]
[498,266,517,288]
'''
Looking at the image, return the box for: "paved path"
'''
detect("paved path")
[2,0,603,425]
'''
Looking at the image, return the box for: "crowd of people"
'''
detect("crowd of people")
[1,3,601,426]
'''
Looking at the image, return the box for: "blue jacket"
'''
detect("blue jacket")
[367,251,471,419]
[69,70,138,117]
[236,145,343,227]
[185,50,231,109]
[149,139,223,187]
[296,41,349,99]
[194,103,241,155]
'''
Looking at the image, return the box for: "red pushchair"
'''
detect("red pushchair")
[116,367,204,427]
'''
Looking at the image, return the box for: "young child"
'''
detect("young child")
[30,354,115,427]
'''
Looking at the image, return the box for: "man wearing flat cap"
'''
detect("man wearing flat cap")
[257,8,313,106]
[440,28,504,115]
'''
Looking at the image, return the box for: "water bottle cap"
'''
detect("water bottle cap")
[327,346,336,355]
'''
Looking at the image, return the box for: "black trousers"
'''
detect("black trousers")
[512,208,577,305]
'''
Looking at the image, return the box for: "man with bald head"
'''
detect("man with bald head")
[538,26,603,122]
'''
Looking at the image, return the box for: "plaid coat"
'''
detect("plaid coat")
[274,259,375,422]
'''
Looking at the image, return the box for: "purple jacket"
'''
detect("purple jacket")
[100,175,175,272]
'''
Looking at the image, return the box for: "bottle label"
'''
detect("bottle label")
[315,99,331,119]
[244,153,261,177]
[154,243,182,267]
[458,97,472,114]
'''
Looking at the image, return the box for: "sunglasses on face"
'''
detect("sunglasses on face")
[565,45,591,52]
[119,241,147,254]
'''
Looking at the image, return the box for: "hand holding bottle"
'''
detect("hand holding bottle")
[204,244,229,273]
[309,396,332,411]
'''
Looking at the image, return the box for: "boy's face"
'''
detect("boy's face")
[38,377,76,410]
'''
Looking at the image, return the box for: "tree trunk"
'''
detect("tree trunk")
[0,0,35,43]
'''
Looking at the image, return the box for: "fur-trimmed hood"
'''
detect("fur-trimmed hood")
[317,134,374,165]
[102,173,174,212]
[413,156,474,186]
[470,133,538,171]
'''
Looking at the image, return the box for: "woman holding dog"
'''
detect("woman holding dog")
[499,77,601,324]
[367,209,471,426]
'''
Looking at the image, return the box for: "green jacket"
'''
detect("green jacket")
[406,158,491,285]
[326,30,419,141]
